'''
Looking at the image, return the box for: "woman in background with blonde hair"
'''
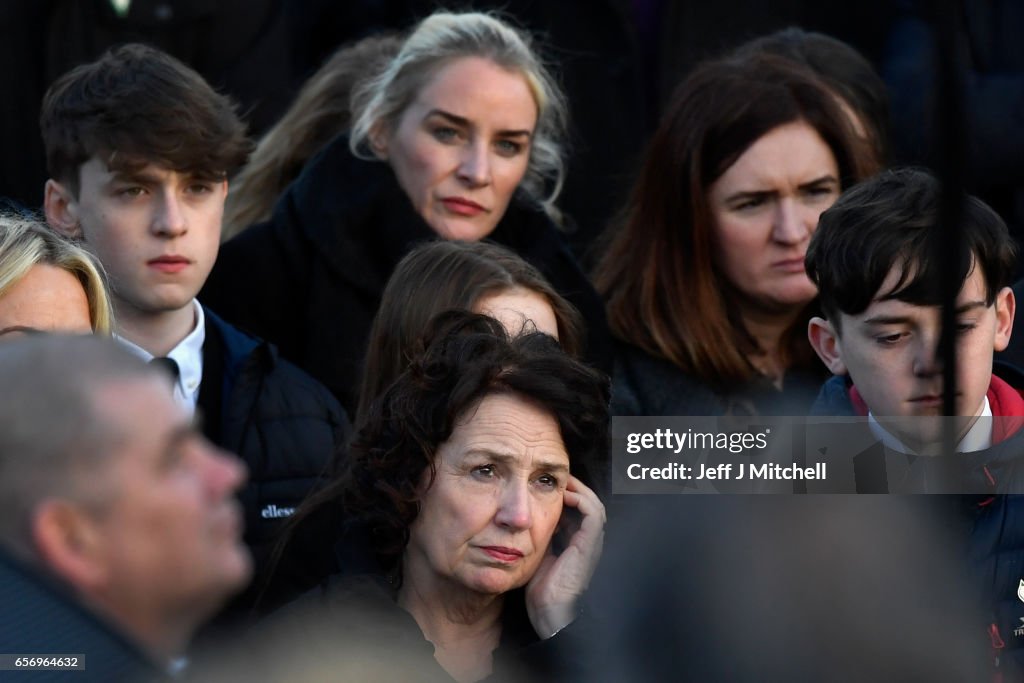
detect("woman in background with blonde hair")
[203,11,610,415]
[221,33,403,240]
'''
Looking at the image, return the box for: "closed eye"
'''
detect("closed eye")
[874,331,907,346]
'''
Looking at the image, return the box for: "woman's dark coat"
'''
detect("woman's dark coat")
[202,133,610,415]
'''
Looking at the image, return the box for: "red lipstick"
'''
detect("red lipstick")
[480,546,524,562]
[442,197,486,217]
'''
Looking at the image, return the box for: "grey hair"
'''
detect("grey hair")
[349,11,569,221]
[0,337,155,557]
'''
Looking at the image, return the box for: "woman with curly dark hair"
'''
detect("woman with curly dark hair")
[255,240,590,619]
[264,311,608,682]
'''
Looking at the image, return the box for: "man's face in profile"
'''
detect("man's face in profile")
[82,374,250,626]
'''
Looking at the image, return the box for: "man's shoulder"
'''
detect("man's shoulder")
[0,549,166,682]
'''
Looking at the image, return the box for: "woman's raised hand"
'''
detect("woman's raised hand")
[525,475,605,639]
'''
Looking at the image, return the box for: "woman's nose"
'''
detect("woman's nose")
[771,198,812,245]
[456,142,491,187]
[494,480,532,531]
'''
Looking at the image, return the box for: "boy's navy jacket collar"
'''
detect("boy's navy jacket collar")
[204,306,264,378]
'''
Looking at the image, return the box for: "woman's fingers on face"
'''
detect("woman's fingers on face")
[566,474,590,493]
[565,476,605,524]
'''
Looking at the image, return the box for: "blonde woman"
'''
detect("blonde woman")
[203,11,610,414]
[0,212,112,336]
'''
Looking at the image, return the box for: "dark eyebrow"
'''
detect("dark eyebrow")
[425,109,533,138]
[798,174,839,190]
[467,449,570,473]
[955,300,989,314]
[109,169,224,186]
[109,169,162,185]
[863,301,989,326]
[723,174,839,205]
[723,189,774,204]
[537,461,570,474]
[862,315,914,326]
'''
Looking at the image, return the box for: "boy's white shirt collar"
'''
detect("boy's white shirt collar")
[115,299,205,417]
[867,396,993,455]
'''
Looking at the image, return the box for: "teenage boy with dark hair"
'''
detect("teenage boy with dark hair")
[806,167,1024,676]
[39,43,350,621]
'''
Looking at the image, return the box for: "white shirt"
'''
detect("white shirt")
[116,299,205,416]
[867,396,993,455]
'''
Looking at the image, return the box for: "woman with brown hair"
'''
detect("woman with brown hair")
[594,55,879,416]
[355,239,584,423]
[733,27,891,172]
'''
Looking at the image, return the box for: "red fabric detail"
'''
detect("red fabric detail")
[987,376,1024,444]
[990,623,1006,681]
[990,622,1006,649]
[848,385,869,417]
[983,466,997,486]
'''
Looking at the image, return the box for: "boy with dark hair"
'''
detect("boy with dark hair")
[806,166,1024,676]
[807,167,1017,455]
[40,43,350,621]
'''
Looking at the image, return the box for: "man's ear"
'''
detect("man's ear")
[43,179,82,239]
[31,499,107,591]
[993,286,1016,352]
[808,316,848,375]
